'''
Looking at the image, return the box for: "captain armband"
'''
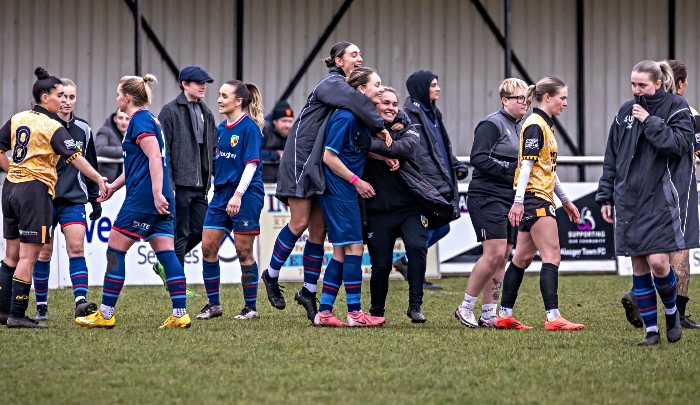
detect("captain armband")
[65,152,82,163]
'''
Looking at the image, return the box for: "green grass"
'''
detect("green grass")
[2,275,700,404]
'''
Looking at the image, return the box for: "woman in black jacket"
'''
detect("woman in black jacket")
[619,60,700,330]
[455,78,528,328]
[597,60,696,346]
[261,42,393,321]
[395,70,468,289]
[364,88,428,323]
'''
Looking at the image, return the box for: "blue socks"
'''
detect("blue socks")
[202,259,221,305]
[32,260,50,305]
[302,242,324,293]
[319,259,343,312]
[33,257,90,305]
[633,273,657,329]
[102,247,126,308]
[69,256,89,301]
[155,250,187,311]
[241,262,259,310]
[343,255,363,312]
[654,268,678,315]
[268,225,300,277]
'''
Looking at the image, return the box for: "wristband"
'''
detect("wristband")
[349,174,359,185]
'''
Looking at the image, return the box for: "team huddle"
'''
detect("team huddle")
[0,42,698,346]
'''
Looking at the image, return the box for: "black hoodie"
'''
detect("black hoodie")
[403,71,467,200]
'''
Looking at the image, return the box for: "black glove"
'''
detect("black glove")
[352,133,371,152]
[455,162,469,180]
[89,201,102,221]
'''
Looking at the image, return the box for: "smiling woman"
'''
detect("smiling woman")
[197,80,265,321]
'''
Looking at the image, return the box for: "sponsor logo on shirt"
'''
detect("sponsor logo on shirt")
[64,139,77,149]
[524,138,538,149]
[624,115,633,129]
[215,149,237,159]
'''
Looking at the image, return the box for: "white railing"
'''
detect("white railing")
[455,156,605,165]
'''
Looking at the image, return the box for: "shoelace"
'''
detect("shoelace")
[272,283,285,296]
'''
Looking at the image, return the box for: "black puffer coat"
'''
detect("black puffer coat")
[596,88,698,256]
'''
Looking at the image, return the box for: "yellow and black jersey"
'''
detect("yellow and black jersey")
[690,106,700,157]
[513,108,558,205]
[0,105,82,197]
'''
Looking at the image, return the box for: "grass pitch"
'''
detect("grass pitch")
[1,275,699,404]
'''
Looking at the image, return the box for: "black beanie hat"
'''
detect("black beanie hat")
[272,100,294,120]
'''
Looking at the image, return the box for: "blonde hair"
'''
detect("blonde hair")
[525,76,566,110]
[119,74,158,106]
[225,80,265,129]
[60,78,77,89]
[633,60,676,94]
[499,78,528,99]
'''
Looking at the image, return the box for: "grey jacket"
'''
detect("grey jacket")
[158,92,218,192]
[275,66,385,204]
[95,114,124,183]
[596,89,698,256]
[468,108,521,201]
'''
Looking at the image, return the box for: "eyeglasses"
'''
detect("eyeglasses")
[504,95,526,104]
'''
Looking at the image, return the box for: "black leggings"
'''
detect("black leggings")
[367,207,429,312]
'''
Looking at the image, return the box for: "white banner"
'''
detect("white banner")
[0,186,243,289]
[438,182,619,275]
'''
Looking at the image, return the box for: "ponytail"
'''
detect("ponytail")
[245,83,264,129]
[658,61,676,94]
[524,85,536,111]
[119,74,157,106]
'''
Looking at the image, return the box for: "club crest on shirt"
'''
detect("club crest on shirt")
[74,140,84,152]
[230,134,239,147]
[421,215,428,228]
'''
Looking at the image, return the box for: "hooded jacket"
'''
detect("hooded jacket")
[95,113,124,182]
[596,88,698,256]
[404,70,467,219]
[52,113,100,205]
[158,92,218,192]
[275,66,385,204]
